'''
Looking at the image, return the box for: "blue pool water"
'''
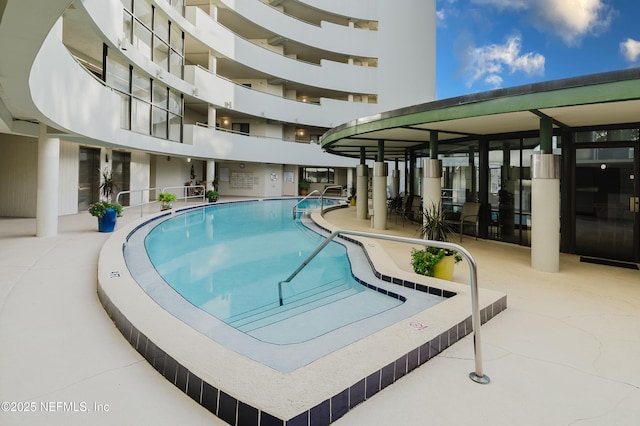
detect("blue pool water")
[143,198,403,342]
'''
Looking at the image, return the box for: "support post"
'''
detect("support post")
[36,124,59,238]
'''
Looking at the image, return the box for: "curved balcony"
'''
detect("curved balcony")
[185,6,377,95]
[185,65,377,127]
[218,0,377,59]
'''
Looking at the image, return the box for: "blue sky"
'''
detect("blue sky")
[436,0,640,99]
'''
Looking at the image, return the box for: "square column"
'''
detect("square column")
[372,162,388,230]
[422,159,442,209]
[531,154,560,272]
[356,164,368,220]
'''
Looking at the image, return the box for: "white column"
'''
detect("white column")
[356,164,368,220]
[36,124,59,238]
[206,161,216,190]
[372,162,388,230]
[531,154,560,272]
[422,159,441,209]
[207,105,216,128]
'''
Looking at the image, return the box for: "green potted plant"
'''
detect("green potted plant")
[206,189,219,203]
[99,168,117,202]
[411,202,461,279]
[158,192,177,210]
[299,179,311,196]
[88,201,123,232]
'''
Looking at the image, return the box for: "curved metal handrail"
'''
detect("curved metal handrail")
[319,185,344,216]
[277,228,490,385]
[292,190,321,219]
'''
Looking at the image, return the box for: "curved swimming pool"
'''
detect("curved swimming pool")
[122,198,446,371]
[142,198,403,344]
[100,198,507,424]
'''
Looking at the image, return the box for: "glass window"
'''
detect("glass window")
[153,82,167,107]
[106,54,130,93]
[132,69,150,101]
[120,0,133,12]
[131,98,150,134]
[134,0,152,27]
[576,128,639,143]
[169,113,182,142]
[123,11,133,43]
[169,49,183,78]
[153,36,169,70]
[168,91,182,115]
[154,10,169,42]
[119,93,131,130]
[302,168,335,183]
[152,106,168,138]
[133,21,152,59]
[170,24,183,53]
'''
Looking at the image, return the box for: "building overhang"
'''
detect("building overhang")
[320,68,640,161]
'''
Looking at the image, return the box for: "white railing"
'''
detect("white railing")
[115,185,206,217]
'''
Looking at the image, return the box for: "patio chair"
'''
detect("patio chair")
[446,202,481,241]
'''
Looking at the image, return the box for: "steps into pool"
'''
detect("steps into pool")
[226,278,356,330]
[224,278,401,344]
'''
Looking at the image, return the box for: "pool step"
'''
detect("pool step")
[246,290,402,345]
[228,280,359,332]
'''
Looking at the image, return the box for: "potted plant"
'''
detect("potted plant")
[158,192,177,210]
[411,202,461,279]
[299,179,311,196]
[348,186,356,206]
[88,201,123,232]
[99,168,117,202]
[206,189,219,203]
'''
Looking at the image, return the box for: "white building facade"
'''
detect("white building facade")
[0,0,435,235]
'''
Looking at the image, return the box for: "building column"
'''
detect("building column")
[531,116,560,272]
[372,162,388,230]
[356,164,368,220]
[36,124,59,238]
[391,168,400,198]
[422,159,441,209]
[531,154,560,271]
[423,130,442,212]
[206,160,216,190]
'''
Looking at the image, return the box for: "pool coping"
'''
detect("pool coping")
[97,199,507,425]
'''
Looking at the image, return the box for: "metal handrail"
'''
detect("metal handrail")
[319,185,344,216]
[115,185,206,217]
[277,229,490,385]
[292,190,321,219]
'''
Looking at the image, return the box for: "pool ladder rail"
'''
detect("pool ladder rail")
[278,228,490,385]
[292,186,344,219]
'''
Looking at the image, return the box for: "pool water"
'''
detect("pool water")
[143,198,403,343]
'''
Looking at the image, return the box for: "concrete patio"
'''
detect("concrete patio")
[1,200,638,425]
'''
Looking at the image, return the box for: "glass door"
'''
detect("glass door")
[78,147,100,211]
[575,145,638,262]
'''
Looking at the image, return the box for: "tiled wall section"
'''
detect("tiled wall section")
[98,285,506,426]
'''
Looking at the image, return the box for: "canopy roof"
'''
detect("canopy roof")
[321,68,640,161]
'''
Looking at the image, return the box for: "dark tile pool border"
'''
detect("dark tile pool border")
[98,285,506,426]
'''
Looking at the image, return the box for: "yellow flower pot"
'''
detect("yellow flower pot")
[433,254,455,280]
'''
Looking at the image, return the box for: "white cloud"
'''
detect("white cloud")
[471,0,615,46]
[620,38,640,63]
[464,34,545,88]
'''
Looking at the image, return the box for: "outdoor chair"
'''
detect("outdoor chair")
[446,202,481,241]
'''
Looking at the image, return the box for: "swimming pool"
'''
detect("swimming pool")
[122,198,447,371]
[101,198,507,424]
[142,198,403,344]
